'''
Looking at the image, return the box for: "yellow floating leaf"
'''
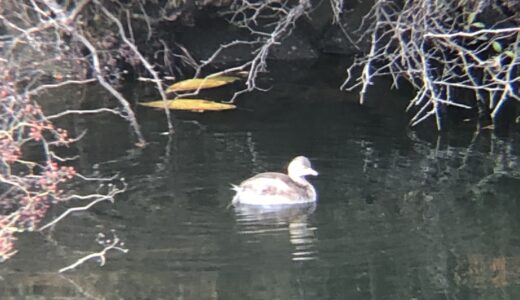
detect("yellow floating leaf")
[165,75,239,93]
[139,99,236,112]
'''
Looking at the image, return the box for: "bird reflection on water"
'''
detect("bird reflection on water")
[233,202,318,261]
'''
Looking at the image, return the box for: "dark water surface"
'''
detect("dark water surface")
[3,59,520,299]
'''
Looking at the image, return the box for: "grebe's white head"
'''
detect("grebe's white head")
[287,156,318,184]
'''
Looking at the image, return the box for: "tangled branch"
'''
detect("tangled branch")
[167,0,312,102]
[342,0,519,129]
[1,0,148,142]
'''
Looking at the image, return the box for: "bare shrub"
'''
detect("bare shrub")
[0,0,136,262]
[341,0,519,129]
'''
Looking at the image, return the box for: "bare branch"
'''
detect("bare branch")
[58,231,128,273]
[38,180,126,231]
[95,0,174,134]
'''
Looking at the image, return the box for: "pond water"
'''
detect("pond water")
[2,58,520,299]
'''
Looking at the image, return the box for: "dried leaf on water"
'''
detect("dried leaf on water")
[139,99,236,112]
[165,75,240,93]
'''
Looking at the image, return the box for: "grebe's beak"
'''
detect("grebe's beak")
[306,168,318,176]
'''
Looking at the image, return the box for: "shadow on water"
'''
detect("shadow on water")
[2,58,520,299]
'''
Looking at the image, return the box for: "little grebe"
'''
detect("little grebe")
[232,156,318,205]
